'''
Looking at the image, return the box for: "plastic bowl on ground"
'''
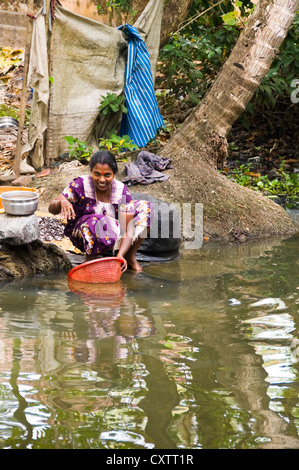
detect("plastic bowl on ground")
[0,190,39,215]
[0,187,38,210]
[68,257,125,284]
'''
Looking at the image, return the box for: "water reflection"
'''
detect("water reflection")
[0,234,298,449]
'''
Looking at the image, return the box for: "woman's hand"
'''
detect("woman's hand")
[60,197,76,220]
[49,195,75,219]
[117,255,127,273]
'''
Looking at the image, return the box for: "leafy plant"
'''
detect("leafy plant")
[63,136,94,163]
[157,25,239,108]
[98,93,127,116]
[97,1,136,20]
[256,168,299,197]
[157,1,298,131]
[226,160,299,202]
[0,104,31,126]
[221,1,255,27]
[156,0,255,110]
[99,133,138,156]
[227,162,255,187]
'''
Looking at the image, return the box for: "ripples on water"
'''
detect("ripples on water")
[0,234,298,449]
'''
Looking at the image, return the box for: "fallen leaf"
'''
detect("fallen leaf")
[248,172,261,178]
[283,159,298,164]
[45,238,82,254]
[35,169,51,178]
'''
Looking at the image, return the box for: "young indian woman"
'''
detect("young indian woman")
[48,150,153,272]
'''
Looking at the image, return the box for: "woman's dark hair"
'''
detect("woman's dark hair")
[89,150,118,174]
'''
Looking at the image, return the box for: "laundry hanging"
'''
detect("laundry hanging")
[119,24,164,148]
[23,0,165,168]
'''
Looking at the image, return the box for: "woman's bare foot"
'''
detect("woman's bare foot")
[118,234,147,272]
[126,256,143,272]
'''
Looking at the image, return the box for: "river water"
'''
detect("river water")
[0,232,298,450]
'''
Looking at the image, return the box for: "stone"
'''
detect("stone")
[11,175,32,186]
[0,172,17,183]
[0,239,72,282]
[131,192,181,257]
[20,159,36,174]
[0,213,40,245]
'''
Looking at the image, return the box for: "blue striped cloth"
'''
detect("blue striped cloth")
[118,24,164,148]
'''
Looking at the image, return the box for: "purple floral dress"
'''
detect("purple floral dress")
[62,175,152,256]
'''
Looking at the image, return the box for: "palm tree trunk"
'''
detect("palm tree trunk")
[159,0,194,47]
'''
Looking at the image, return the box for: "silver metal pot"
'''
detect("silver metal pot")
[0,190,39,215]
[0,116,19,129]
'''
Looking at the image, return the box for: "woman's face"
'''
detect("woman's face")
[91,163,114,192]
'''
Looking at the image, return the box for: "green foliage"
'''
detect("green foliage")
[221,9,240,26]
[0,103,19,120]
[97,0,136,17]
[63,131,138,163]
[256,170,299,198]
[157,26,238,104]
[227,161,299,201]
[0,104,30,126]
[98,93,127,116]
[98,133,138,156]
[158,1,298,131]
[221,1,255,26]
[181,0,255,33]
[157,1,255,108]
[227,162,254,187]
[63,136,94,163]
